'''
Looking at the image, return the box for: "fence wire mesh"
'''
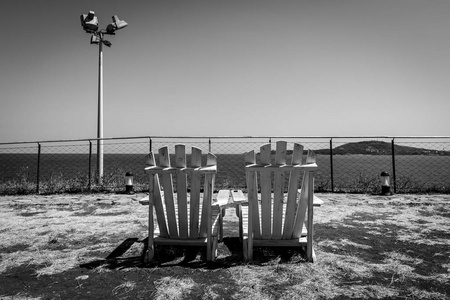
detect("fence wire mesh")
[1,136,449,194]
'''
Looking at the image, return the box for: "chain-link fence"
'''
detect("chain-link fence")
[1,136,449,194]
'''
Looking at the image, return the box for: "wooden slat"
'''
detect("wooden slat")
[189,147,202,239]
[146,152,169,238]
[274,141,287,165]
[306,150,317,164]
[291,143,304,165]
[199,152,218,244]
[240,205,308,237]
[272,141,287,239]
[159,147,178,238]
[154,237,208,246]
[251,237,307,247]
[204,151,219,260]
[245,150,256,260]
[282,143,303,239]
[245,150,260,240]
[152,174,169,238]
[199,173,214,238]
[260,144,272,239]
[153,201,221,237]
[147,173,156,261]
[207,152,217,166]
[202,172,215,261]
[292,174,309,239]
[175,145,188,239]
[154,203,221,247]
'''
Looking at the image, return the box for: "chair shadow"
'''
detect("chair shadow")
[80,236,307,271]
[80,236,247,271]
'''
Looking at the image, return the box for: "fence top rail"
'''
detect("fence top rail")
[1,135,450,146]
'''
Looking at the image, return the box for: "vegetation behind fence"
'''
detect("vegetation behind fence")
[1,136,449,195]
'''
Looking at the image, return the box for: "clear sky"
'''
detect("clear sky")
[1,0,449,143]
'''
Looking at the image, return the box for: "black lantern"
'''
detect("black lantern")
[125,172,134,194]
[380,171,392,195]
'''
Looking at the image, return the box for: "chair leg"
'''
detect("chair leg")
[306,241,313,262]
[219,208,224,242]
[311,247,316,263]
[211,236,218,261]
[242,238,248,261]
[145,249,155,263]
[236,204,243,243]
[146,236,155,264]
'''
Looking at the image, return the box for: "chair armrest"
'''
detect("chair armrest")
[214,190,231,207]
[313,196,324,207]
[138,191,166,206]
[297,189,323,207]
[231,190,248,204]
[139,196,149,205]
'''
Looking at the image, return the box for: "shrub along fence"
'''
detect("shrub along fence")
[1,136,449,195]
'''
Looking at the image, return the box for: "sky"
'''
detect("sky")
[1,0,449,143]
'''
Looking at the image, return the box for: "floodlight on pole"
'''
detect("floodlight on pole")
[80,11,127,184]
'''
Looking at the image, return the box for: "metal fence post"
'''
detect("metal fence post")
[36,143,41,194]
[391,138,397,193]
[149,137,152,153]
[88,140,92,190]
[330,138,334,192]
[209,138,211,152]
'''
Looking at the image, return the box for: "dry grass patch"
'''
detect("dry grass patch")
[0,193,449,299]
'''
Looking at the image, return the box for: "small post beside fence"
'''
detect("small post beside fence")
[36,143,41,194]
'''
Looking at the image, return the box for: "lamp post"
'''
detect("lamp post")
[80,11,127,183]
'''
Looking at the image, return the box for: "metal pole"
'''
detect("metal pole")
[36,143,41,194]
[391,138,397,193]
[88,140,92,190]
[330,138,334,192]
[97,37,104,184]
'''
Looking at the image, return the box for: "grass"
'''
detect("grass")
[0,193,449,299]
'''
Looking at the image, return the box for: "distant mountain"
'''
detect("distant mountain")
[314,140,450,156]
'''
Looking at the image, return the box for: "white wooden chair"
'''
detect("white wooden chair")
[240,141,319,262]
[144,144,223,262]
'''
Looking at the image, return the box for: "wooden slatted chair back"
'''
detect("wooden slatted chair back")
[245,141,317,241]
[145,145,217,240]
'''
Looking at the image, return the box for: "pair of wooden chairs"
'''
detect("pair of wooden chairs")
[143,141,318,263]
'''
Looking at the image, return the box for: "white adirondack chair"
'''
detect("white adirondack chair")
[144,145,222,262]
[241,141,319,262]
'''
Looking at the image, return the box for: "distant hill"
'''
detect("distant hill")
[314,140,450,156]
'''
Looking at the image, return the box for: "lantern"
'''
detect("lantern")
[380,171,391,195]
[125,172,134,194]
